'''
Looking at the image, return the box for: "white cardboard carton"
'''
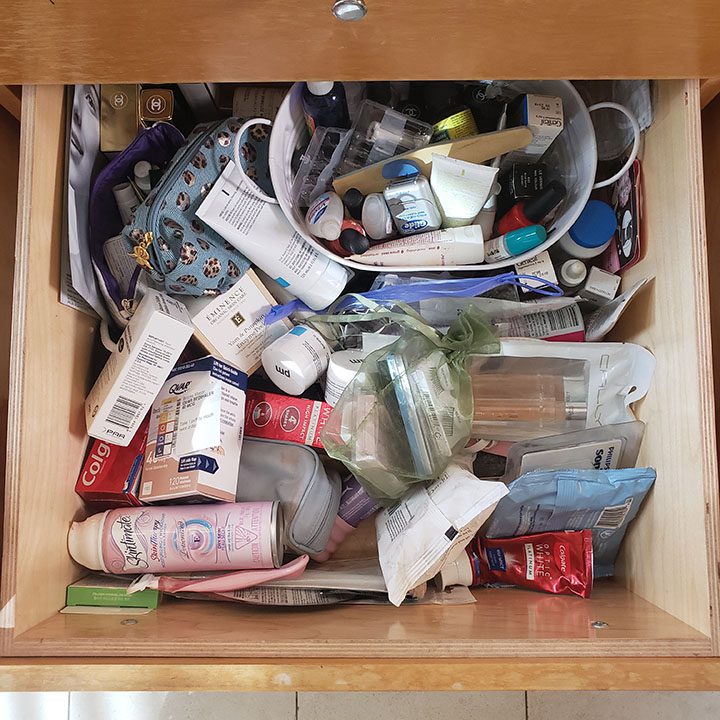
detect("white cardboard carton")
[85,290,193,446]
[183,270,291,375]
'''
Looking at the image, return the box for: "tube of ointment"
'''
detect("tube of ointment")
[484,225,546,263]
[348,225,485,267]
[430,154,498,228]
[113,182,141,226]
[310,475,381,562]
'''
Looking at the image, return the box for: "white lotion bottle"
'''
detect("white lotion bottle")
[348,225,485,267]
[306,192,345,241]
[261,326,332,396]
[197,163,351,310]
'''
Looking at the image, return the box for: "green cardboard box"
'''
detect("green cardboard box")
[66,574,159,609]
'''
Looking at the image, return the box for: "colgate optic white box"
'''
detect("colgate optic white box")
[75,418,149,509]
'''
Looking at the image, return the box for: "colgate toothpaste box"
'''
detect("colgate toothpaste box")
[75,417,149,509]
[244,390,331,449]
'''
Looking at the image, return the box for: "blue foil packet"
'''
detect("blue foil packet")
[485,467,656,577]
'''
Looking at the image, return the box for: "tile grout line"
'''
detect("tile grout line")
[524,690,529,720]
[67,691,73,720]
[295,690,299,720]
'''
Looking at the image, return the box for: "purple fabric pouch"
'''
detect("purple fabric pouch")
[89,123,185,325]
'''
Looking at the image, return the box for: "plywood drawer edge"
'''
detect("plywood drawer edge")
[2,658,720,692]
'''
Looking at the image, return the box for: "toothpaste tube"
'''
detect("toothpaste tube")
[437,530,593,598]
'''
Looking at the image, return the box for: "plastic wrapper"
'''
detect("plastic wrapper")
[485,467,656,577]
[467,339,655,442]
[320,306,500,502]
[376,463,508,606]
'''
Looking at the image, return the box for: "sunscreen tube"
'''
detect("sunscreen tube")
[348,225,485,267]
[197,163,351,310]
[430,154,498,228]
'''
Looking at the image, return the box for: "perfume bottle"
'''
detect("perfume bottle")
[469,359,588,441]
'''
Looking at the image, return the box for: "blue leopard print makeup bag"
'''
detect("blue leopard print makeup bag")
[123,117,274,296]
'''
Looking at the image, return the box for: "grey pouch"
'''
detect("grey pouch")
[235,438,341,555]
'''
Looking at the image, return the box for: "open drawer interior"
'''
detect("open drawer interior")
[1,80,718,660]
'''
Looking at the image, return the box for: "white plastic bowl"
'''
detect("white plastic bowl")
[268,81,597,273]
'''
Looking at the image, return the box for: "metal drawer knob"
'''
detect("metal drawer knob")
[332,0,367,21]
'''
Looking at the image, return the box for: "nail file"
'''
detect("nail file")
[332,127,533,197]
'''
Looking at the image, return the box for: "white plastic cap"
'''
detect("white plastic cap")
[325,349,367,406]
[134,160,151,179]
[435,551,473,589]
[361,193,393,241]
[319,216,343,240]
[306,82,335,96]
[560,259,588,287]
[300,260,352,311]
[67,513,108,572]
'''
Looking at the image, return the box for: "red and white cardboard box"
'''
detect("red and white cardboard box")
[244,390,331,449]
[75,417,149,509]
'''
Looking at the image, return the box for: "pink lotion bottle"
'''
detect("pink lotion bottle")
[310,475,380,562]
[68,502,283,574]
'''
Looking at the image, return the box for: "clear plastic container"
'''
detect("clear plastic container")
[291,127,350,209]
[336,100,433,176]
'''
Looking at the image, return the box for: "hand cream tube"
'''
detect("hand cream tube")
[196,163,351,310]
[348,225,484,267]
[430,153,498,228]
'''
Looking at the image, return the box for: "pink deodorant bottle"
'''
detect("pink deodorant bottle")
[310,475,380,562]
[68,502,283,574]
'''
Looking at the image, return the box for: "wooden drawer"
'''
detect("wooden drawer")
[1,80,720,691]
[0,2,720,82]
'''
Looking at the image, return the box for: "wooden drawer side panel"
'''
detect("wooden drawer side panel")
[611,80,719,646]
[0,86,97,652]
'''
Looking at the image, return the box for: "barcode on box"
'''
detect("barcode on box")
[141,482,153,496]
[595,497,634,529]
[525,543,535,580]
[107,396,143,430]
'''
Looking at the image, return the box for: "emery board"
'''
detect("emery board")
[332,127,533,196]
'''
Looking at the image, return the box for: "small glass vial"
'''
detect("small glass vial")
[261,326,331,396]
[383,161,442,236]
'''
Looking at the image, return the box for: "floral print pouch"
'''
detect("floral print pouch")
[123,117,275,297]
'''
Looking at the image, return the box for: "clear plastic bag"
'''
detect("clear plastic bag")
[319,305,499,503]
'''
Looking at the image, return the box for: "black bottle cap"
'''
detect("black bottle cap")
[343,188,365,221]
[524,180,567,222]
[339,228,369,255]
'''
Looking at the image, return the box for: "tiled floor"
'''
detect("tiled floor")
[2,691,720,720]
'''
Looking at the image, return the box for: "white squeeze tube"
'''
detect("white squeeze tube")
[348,225,485,267]
[196,162,351,311]
[430,154,498,228]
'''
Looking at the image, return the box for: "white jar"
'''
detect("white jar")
[324,349,368,406]
[261,326,331,396]
[557,199,618,259]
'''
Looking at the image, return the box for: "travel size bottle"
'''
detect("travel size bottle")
[302,82,350,135]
